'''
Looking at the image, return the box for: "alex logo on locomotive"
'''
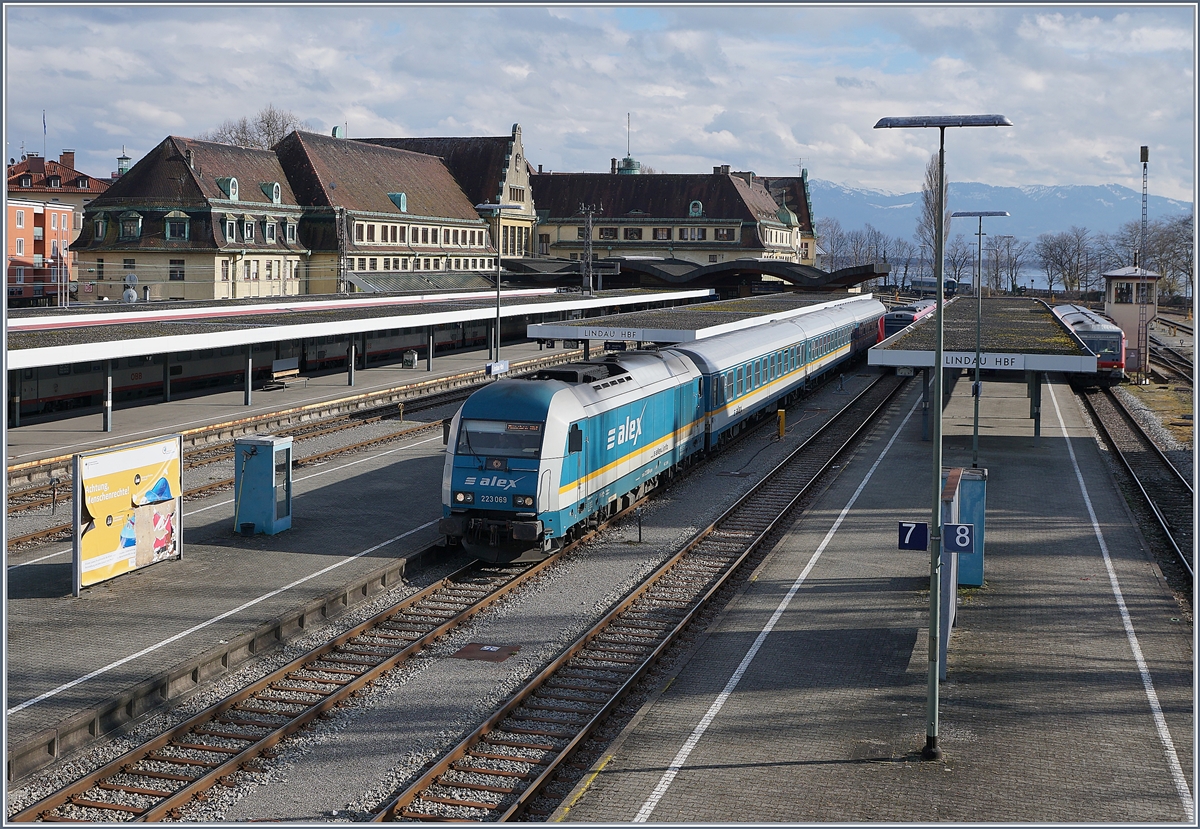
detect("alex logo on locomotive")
[607,404,648,451]
[463,475,523,490]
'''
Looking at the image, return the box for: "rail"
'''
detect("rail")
[368,373,908,821]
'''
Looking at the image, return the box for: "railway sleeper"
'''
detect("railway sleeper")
[451,764,532,779]
[436,777,519,795]
[419,793,498,810]
[468,750,551,766]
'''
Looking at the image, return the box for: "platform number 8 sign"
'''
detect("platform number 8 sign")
[943,523,974,555]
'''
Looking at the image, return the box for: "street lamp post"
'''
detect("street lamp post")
[874,114,1011,762]
[951,211,1008,469]
[474,203,523,364]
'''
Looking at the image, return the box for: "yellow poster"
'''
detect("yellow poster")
[74,435,182,593]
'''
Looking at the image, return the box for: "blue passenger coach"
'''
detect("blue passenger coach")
[440,295,886,562]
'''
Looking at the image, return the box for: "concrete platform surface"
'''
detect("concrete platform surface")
[552,373,1194,823]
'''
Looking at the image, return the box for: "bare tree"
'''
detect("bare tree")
[814,216,846,272]
[916,152,952,260]
[196,104,313,150]
[998,237,1031,294]
[1034,232,1076,294]
[890,238,917,290]
[946,233,974,285]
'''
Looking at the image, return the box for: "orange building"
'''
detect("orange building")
[7,196,74,306]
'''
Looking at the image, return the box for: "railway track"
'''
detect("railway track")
[1080,388,1193,580]
[368,373,908,822]
[1148,335,1194,387]
[8,558,548,822]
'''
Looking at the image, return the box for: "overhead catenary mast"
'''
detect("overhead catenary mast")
[1136,145,1149,383]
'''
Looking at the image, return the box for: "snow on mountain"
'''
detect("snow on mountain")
[808,178,1191,241]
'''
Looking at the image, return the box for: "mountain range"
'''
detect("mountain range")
[807,179,1192,243]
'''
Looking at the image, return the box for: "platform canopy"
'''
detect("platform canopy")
[869,297,1098,373]
[528,292,878,345]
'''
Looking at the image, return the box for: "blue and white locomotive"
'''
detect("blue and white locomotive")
[439,296,886,562]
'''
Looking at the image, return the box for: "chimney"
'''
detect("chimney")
[721,164,730,175]
[714,166,721,175]
[538,164,543,174]
[59,149,75,169]
[185,149,194,169]
[611,158,618,174]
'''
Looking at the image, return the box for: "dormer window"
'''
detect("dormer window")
[77,176,89,189]
[244,219,255,240]
[225,219,236,241]
[216,177,239,200]
[286,222,296,243]
[20,175,31,187]
[47,175,61,188]
[388,192,408,212]
[94,217,107,240]
[688,200,704,217]
[119,211,143,239]
[265,221,276,242]
[164,210,190,240]
[261,181,282,204]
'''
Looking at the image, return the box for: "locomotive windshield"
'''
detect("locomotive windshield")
[1080,335,1120,359]
[457,419,543,458]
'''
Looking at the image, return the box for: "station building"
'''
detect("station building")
[528,160,817,268]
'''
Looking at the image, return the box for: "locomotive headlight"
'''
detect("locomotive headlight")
[514,495,535,508]
[453,491,474,504]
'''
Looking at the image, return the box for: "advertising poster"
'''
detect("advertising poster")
[73,435,183,595]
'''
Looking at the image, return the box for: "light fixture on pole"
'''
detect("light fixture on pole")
[474,202,523,366]
[951,210,1008,469]
[874,113,1011,762]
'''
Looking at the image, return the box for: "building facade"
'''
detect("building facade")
[529,163,815,267]
[7,197,74,306]
[360,124,538,262]
[7,150,111,244]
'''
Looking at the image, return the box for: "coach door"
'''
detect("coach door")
[566,422,585,510]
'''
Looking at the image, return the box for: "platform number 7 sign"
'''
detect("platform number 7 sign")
[898,522,928,551]
[943,523,974,555]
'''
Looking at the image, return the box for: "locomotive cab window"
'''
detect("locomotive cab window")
[457,419,543,458]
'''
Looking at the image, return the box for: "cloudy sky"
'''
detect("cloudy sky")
[4,3,1195,201]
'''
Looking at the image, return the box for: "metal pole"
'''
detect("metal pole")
[163,354,171,403]
[245,346,253,406]
[104,360,113,432]
[347,342,356,386]
[427,326,434,372]
[495,212,502,363]
[924,125,946,762]
[972,216,983,468]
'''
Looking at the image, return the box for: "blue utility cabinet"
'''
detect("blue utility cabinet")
[233,435,293,535]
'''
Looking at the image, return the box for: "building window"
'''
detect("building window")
[244,221,254,240]
[251,260,260,279]
[508,186,525,202]
[623,227,642,241]
[709,254,719,263]
[51,240,59,258]
[120,216,142,238]
[715,228,736,241]
[20,175,31,187]
[367,224,375,242]
[357,258,366,270]
[221,260,229,281]
[169,260,185,281]
[48,176,61,188]
[286,223,296,243]
[355,223,364,241]
[165,217,189,240]
[226,219,236,240]
[51,212,58,230]
[369,258,377,270]
[15,210,24,228]
[97,258,104,279]
[382,258,391,271]
[652,228,670,241]
[598,227,618,240]
[397,226,407,242]
[539,233,549,255]
[390,225,398,243]
[14,267,25,281]
[431,228,439,245]
[94,218,107,240]
[244,261,252,280]
[265,222,276,242]
[577,227,587,240]
[123,258,136,271]
[1114,282,1132,303]
[678,227,706,241]
[14,238,24,256]
[401,258,409,270]
[78,177,89,189]
[265,260,273,279]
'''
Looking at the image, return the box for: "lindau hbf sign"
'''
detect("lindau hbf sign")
[869,348,1097,373]
[943,352,1025,369]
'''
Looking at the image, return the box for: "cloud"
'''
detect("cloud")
[2,4,1193,202]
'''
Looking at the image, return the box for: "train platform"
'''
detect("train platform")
[552,372,1195,822]
[4,339,562,466]
[2,337,578,780]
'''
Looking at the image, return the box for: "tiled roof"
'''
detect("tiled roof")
[357,136,512,207]
[7,155,111,196]
[529,172,786,227]
[93,137,300,210]
[274,131,483,222]
[757,176,815,232]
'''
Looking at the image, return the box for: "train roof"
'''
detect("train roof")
[1051,304,1121,332]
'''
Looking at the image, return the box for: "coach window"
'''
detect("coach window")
[735,367,743,396]
[754,361,760,388]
